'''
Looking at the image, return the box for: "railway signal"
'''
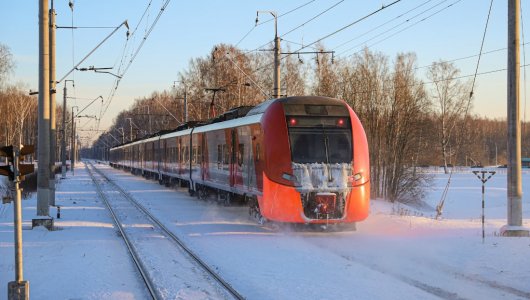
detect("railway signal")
[0,145,34,300]
[472,170,496,244]
[0,146,35,181]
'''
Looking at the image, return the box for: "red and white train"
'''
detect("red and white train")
[109,96,370,225]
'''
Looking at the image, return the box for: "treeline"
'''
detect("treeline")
[94,43,530,201]
[0,44,70,162]
[2,40,527,202]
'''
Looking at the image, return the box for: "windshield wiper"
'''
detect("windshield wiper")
[319,124,333,182]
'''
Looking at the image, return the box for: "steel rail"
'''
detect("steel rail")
[88,162,244,300]
[84,163,160,300]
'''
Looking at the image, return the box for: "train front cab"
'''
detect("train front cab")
[259,97,370,224]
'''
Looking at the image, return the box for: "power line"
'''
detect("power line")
[437,0,494,217]
[346,65,530,96]
[98,0,172,126]
[230,1,405,88]
[342,0,463,58]
[469,0,494,99]
[281,0,345,38]
[332,0,439,51]
[235,0,316,48]
[292,0,403,54]
[257,0,316,26]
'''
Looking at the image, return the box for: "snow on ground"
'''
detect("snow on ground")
[0,163,529,299]
[0,165,150,299]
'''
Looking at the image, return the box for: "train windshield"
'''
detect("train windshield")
[287,116,352,164]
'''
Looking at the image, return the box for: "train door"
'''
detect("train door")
[159,139,165,174]
[201,133,206,181]
[229,128,236,187]
[177,137,182,176]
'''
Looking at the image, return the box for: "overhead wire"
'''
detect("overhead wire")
[98,0,171,126]
[70,0,77,107]
[436,0,494,219]
[97,0,153,129]
[236,0,317,47]
[257,0,317,26]
[333,0,442,53]
[347,66,525,96]
[226,1,406,93]
[291,0,403,54]
[235,0,317,50]
[225,0,324,99]
[281,0,344,38]
[341,0,463,58]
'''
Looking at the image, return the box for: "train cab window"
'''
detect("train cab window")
[238,144,244,166]
[287,117,352,164]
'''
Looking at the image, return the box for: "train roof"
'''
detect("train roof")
[192,113,262,134]
[110,96,346,150]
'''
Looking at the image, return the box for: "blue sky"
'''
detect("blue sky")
[1,0,529,142]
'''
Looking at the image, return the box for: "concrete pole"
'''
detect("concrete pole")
[504,0,529,237]
[37,0,50,216]
[61,83,67,178]
[70,106,76,175]
[147,106,151,135]
[129,119,133,141]
[49,6,56,206]
[184,86,188,123]
[273,14,280,99]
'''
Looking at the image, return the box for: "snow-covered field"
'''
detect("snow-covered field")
[0,163,529,299]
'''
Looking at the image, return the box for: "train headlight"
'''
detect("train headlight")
[348,172,363,186]
[282,172,296,182]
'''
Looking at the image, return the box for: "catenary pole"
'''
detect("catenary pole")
[257,11,280,98]
[37,0,50,216]
[71,106,77,175]
[504,0,529,237]
[274,20,280,98]
[61,82,69,178]
[49,5,56,206]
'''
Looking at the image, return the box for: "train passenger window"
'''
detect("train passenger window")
[178,145,182,163]
[238,144,244,166]
[255,143,260,161]
[223,144,229,165]
[192,146,196,164]
[217,145,222,169]
[197,146,202,164]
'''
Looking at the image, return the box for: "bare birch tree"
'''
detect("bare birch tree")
[0,43,14,89]
[427,61,470,173]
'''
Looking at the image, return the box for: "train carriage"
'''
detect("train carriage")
[109,96,370,225]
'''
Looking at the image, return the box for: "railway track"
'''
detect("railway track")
[85,161,244,300]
